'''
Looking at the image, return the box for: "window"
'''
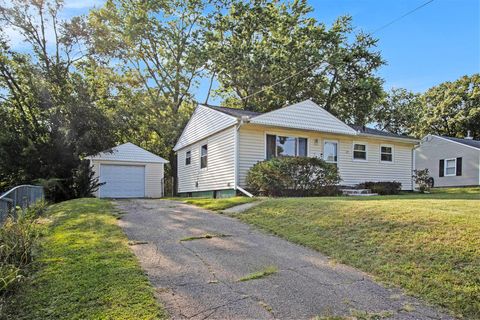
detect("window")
[200,144,208,168]
[185,150,191,165]
[445,158,456,176]
[380,145,393,162]
[323,141,338,163]
[353,143,367,161]
[266,135,307,159]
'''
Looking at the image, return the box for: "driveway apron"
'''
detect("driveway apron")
[115,199,452,320]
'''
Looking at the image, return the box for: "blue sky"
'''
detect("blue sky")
[5,0,479,99]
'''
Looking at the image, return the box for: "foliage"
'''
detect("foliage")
[358,181,402,195]
[417,74,480,138]
[0,1,116,201]
[246,157,341,197]
[412,169,431,193]
[238,188,480,318]
[238,266,278,282]
[174,196,257,211]
[373,88,422,136]
[0,201,47,296]
[206,0,384,125]
[2,198,166,319]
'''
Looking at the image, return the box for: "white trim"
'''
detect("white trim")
[233,125,239,190]
[432,135,480,151]
[380,144,394,163]
[264,131,309,159]
[352,141,368,162]
[185,150,191,166]
[323,140,339,164]
[444,158,457,177]
[200,143,208,170]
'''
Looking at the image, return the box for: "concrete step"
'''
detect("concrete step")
[340,189,378,196]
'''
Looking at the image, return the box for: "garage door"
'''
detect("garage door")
[99,165,145,198]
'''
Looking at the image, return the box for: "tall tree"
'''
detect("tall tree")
[206,0,384,125]
[0,0,115,199]
[418,74,480,139]
[373,88,422,136]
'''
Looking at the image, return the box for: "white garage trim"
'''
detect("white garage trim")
[87,142,168,198]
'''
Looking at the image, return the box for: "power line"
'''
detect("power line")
[239,0,435,101]
[371,0,435,35]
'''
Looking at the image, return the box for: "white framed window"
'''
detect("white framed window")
[380,144,393,162]
[185,150,191,165]
[200,144,208,169]
[353,143,367,161]
[266,134,307,159]
[445,158,456,176]
[323,140,338,164]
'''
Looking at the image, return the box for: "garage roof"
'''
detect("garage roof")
[87,142,169,163]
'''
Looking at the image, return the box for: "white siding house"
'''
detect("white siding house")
[415,135,480,187]
[87,142,168,198]
[174,100,419,197]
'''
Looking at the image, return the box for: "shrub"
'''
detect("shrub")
[0,201,47,296]
[413,169,431,193]
[359,181,402,195]
[246,157,341,197]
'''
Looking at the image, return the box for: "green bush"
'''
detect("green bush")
[246,157,341,197]
[0,201,47,296]
[358,181,402,195]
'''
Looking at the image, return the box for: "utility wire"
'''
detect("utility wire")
[238,0,435,101]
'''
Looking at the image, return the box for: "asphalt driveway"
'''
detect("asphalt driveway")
[115,199,451,320]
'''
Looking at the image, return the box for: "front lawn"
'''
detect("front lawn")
[2,198,166,320]
[236,188,480,318]
[167,196,256,211]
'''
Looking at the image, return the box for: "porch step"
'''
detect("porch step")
[340,189,378,196]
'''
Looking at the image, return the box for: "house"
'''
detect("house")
[415,134,480,187]
[173,100,419,197]
[87,142,168,198]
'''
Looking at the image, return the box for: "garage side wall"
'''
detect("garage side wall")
[90,160,164,198]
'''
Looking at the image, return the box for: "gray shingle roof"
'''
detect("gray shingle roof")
[203,105,262,118]
[349,125,417,140]
[440,136,480,149]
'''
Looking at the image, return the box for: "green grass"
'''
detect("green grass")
[166,196,256,211]
[237,188,480,318]
[238,266,278,282]
[2,198,166,320]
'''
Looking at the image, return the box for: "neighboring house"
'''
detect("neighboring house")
[87,142,168,198]
[173,100,419,197]
[415,134,480,187]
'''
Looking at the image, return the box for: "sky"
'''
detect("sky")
[4,0,479,99]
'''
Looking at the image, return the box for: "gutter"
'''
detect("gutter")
[234,116,250,193]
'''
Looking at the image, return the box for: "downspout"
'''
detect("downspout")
[235,116,253,197]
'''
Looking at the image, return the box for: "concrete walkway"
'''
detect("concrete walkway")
[115,199,451,320]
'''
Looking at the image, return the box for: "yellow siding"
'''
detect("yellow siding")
[177,126,236,193]
[238,124,415,190]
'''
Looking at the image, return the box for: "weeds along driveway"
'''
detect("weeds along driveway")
[115,199,452,320]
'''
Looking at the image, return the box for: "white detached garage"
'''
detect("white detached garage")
[87,143,168,198]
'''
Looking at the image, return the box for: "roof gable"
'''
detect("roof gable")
[434,135,480,150]
[173,105,237,151]
[87,142,168,163]
[249,100,357,135]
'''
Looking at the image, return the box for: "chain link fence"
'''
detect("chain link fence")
[0,185,44,224]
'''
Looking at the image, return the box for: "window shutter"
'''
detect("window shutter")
[456,157,462,176]
[439,159,444,177]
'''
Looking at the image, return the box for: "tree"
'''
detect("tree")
[206,0,384,125]
[373,88,422,136]
[417,74,480,139]
[0,0,115,199]
[88,0,220,180]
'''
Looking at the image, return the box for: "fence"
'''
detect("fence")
[0,185,44,224]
